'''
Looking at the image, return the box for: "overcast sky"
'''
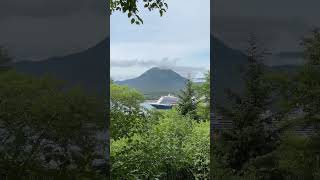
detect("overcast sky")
[212,0,320,65]
[0,0,108,61]
[3,0,316,66]
[111,0,210,81]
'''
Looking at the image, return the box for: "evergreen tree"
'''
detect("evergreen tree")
[177,79,198,120]
[195,71,210,121]
[213,35,278,177]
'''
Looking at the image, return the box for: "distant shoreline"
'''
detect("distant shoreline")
[144,100,157,103]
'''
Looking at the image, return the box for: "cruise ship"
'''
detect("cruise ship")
[149,94,179,109]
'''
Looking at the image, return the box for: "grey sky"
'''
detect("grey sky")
[2,0,317,65]
[0,0,108,61]
[212,0,320,65]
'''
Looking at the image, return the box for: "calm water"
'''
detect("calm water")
[141,103,152,109]
[141,100,157,110]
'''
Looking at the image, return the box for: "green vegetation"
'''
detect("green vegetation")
[213,35,278,178]
[177,79,199,120]
[110,0,168,25]
[0,50,107,179]
[195,72,210,121]
[110,73,210,179]
[0,71,106,179]
[212,31,320,180]
[110,83,145,140]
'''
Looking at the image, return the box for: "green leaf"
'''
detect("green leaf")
[137,15,144,24]
[164,3,168,9]
[131,18,135,24]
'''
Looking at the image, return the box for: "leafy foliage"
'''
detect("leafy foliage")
[110,0,168,25]
[0,71,106,179]
[111,110,209,179]
[110,82,146,140]
[275,135,320,179]
[184,121,210,179]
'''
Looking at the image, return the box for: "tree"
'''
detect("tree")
[177,79,198,120]
[224,28,320,180]
[213,35,278,177]
[0,71,106,179]
[303,28,320,65]
[195,71,210,121]
[110,82,146,140]
[110,0,168,25]
[198,71,210,104]
[274,29,320,134]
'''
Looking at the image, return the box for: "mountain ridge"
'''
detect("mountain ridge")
[11,36,301,101]
[212,35,300,105]
[13,37,110,96]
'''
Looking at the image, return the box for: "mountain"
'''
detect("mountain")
[13,38,109,96]
[212,36,247,105]
[212,35,300,106]
[116,67,188,98]
[12,35,300,102]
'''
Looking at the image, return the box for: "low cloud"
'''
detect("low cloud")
[111,57,180,68]
[170,66,208,79]
[110,57,208,80]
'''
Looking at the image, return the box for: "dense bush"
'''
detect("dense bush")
[110,83,146,140]
[0,71,106,179]
[111,110,209,179]
[275,135,320,179]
